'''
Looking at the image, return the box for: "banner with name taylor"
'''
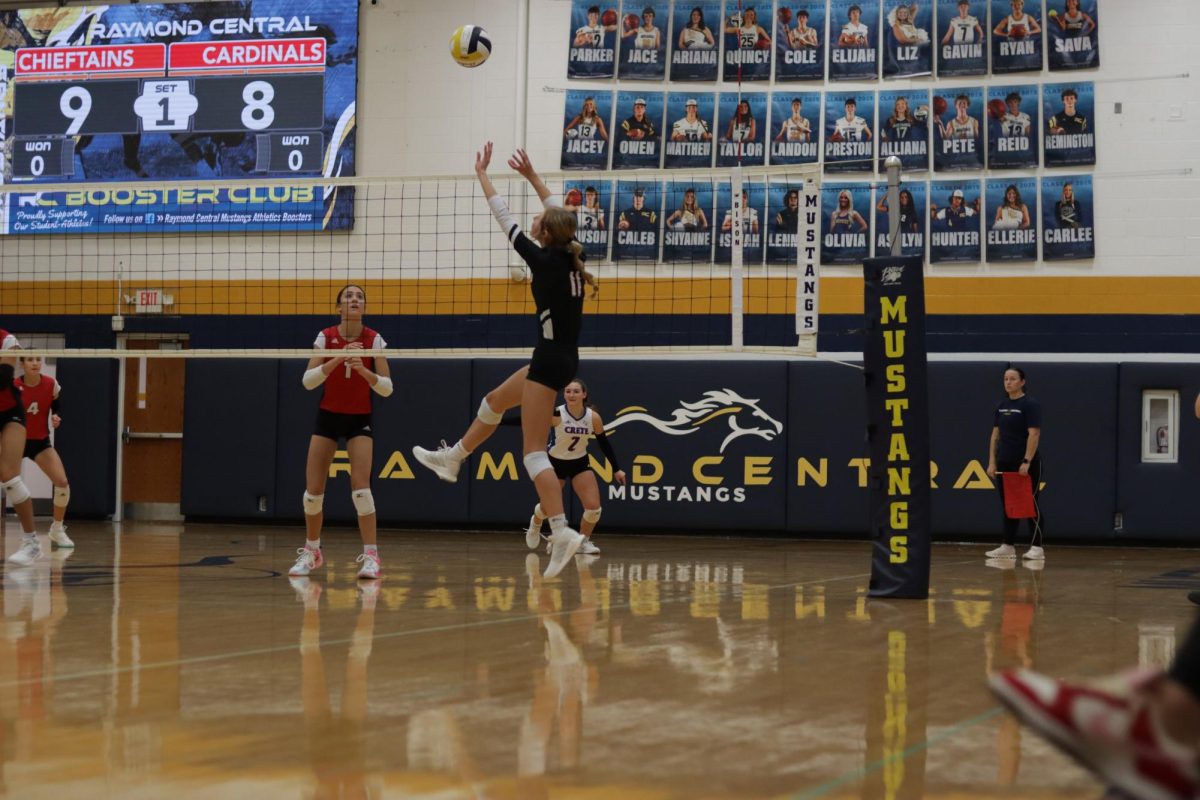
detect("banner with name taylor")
[774,3,825,81]
[991,0,1043,74]
[670,0,721,81]
[769,92,820,166]
[568,0,618,78]
[821,182,871,265]
[612,90,664,170]
[1042,175,1094,260]
[928,179,981,263]
[715,180,766,264]
[721,1,772,81]
[561,90,612,170]
[564,179,613,261]
[878,89,930,173]
[874,180,926,258]
[612,179,660,262]
[716,91,767,167]
[829,0,880,80]
[932,87,983,172]
[1043,81,1095,166]
[664,93,715,169]
[936,0,987,76]
[617,0,668,80]
[985,178,1038,261]
[882,1,933,78]
[662,181,714,262]
[825,90,875,174]
[1047,0,1099,71]
[987,84,1039,169]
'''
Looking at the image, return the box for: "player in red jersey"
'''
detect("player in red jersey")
[0,329,41,566]
[290,285,393,581]
[15,356,72,549]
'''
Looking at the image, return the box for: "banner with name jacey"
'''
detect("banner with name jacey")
[863,255,931,599]
[1047,0,1099,71]
[561,89,612,170]
[568,0,618,78]
[1042,174,1094,261]
[829,0,880,80]
[774,2,825,81]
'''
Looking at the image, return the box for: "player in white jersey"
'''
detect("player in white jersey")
[774,98,812,142]
[1000,92,1031,137]
[721,190,760,234]
[838,4,870,46]
[567,186,605,231]
[564,96,610,142]
[525,379,625,556]
[671,99,712,141]
[993,184,1031,231]
[889,4,930,44]
[832,98,872,142]
[993,0,1041,39]
[573,5,617,47]
[623,6,661,49]
[941,0,983,44]
[785,8,819,48]
[678,6,716,49]
[940,94,979,139]
[725,7,770,50]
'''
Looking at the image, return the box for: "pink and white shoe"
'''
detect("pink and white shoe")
[989,668,1200,800]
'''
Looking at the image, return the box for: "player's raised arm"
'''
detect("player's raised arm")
[508,149,557,207]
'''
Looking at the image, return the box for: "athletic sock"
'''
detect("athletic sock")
[450,440,470,461]
[306,538,321,551]
[364,544,378,557]
[548,514,568,535]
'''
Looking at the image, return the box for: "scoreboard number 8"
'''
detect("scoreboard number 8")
[60,86,93,136]
[241,81,276,130]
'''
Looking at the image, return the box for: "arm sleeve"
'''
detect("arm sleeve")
[542,194,563,210]
[595,431,621,472]
[313,332,326,349]
[489,194,544,266]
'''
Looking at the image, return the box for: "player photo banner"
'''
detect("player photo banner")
[618,0,668,80]
[991,0,1043,74]
[936,0,986,76]
[721,1,772,82]
[986,178,1038,261]
[1042,175,1094,260]
[878,89,930,173]
[766,180,810,264]
[716,92,767,168]
[863,254,932,599]
[825,91,875,174]
[933,87,983,172]
[829,0,880,81]
[769,92,819,166]
[568,1,618,78]
[663,181,714,262]
[715,180,765,264]
[774,3,825,81]
[874,180,926,258]
[1043,81,1095,166]
[928,179,981,263]
[613,91,664,170]
[562,90,613,171]
[821,182,871,265]
[613,180,660,261]
[664,92,715,169]
[987,84,1039,169]
[1047,0,1099,71]
[882,2,933,78]
[670,0,721,81]
[565,179,613,261]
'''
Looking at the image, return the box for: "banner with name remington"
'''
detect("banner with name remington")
[882,1,933,78]
[617,0,668,80]
[663,181,714,262]
[936,0,987,76]
[987,84,1039,169]
[878,89,930,173]
[561,89,612,170]
[1043,81,1095,167]
[932,87,983,172]
[664,92,715,169]
[775,2,826,81]
[985,178,1038,261]
[1042,174,1094,261]
[568,0,618,78]
[1047,0,1099,71]
[863,255,931,599]
[825,90,875,174]
[874,180,926,259]
[821,182,871,265]
[715,180,766,264]
[721,1,772,82]
[670,0,721,81]
[829,0,880,80]
[928,179,981,263]
[565,179,612,261]
[613,90,664,170]
[991,0,1043,74]
[716,91,767,167]
[769,92,820,166]
[612,179,660,261]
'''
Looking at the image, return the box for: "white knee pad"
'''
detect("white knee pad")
[1,476,30,506]
[53,485,70,509]
[523,452,552,481]
[302,491,324,516]
[477,397,503,425]
[351,488,376,517]
[582,507,602,524]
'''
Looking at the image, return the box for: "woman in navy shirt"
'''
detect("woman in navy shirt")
[985,366,1045,561]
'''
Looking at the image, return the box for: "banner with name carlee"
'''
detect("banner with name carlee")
[1041,175,1094,260]
[721,2,772,81]
[928,179,981,262]
[874,180,926,258]
[612,90,664,170]
[991,0,1043,74]
[617,0,668,80]
[716,92,767,167]
[662,181,714,262]
[985,178,1038,261]
[821,182,871,265]
[936,0,987,76]
[933,87,983,172]
[715,180,766,264]
[664,92,715,169]
[612,179,660,262]
[1043,81,1095,166]
[987,84,1039,169]
[766,179,810,264]
[878,89,930,173]
[1047,0,1099,71]
[825,91,875,174]
[769,92,820,166]
[564,179,613,261]
[774,3,825,81]
[568,0,618,78]
[829,0,880,80]
[882,1,933,78]
[670,0,720,81]
[561,90,612,170]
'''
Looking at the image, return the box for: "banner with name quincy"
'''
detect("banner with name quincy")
[863,255,931,599]
[769,92,820,166]
[617,0,668,80]
[775,2,826,81]
[936,0,987,76]
[985,177,1038,261]
[565,179,613,261]
[670,0,720,81]
[1042,174,1094,261]
[928,179,981,263]
[568,0,618,78]
[874,180,926,258]
[829,0,880,80]
[1043,81,1095,167]
[721,1,772,81]
[1047,0,1099,71]
[821,182,871,265]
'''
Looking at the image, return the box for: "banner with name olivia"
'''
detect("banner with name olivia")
[882,1,933,78]
[612,179,660,261]
[928,179,981,263]
[617,0,668,79]
[715,180,766,264]
[662,181,714,262]
[985,178,1038,261]
[721,1,772,81]
[561,89,612,170]
[1041,175,1094,260]
[825,90,875,174]
[986,84,1039,169]
[769,92,820,166]
[936,0,987,76]
[1043,81,1095,166]
[716,91,767,167]
[878,89,930,173]
[821,182,871,265]
[670,0,721,81]
[664,92,715,169]
[991,0,1043,74]
[874,180,926,259]
[1047,0,1099,71]
[829,0,880,80]
[612,90,664,170]
[564,179,613,261]
[774,2,826,81]
[567,0,618,78]
[932,87,983,172]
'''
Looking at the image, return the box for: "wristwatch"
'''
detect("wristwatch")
[1021,458,1030,464]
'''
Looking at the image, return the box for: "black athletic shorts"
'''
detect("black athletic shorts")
[23,437,51,460]
[313,409,373,442]
[527,343,579,392]
[0,404,25,430]
[551,455,592,481]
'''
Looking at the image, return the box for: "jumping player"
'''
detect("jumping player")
[15,356,72,549]
[291,285,393,581]
[412,146,596,578]
[525,379,626,555]
[0,329,40,566]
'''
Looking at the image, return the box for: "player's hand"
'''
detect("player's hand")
[50,414,61,429]
[1018,462,1030,476]
[507,148,536,177]
[986,462,996,479]
[475,141,493,175]
[614,470,627,486]
[618,220,630,230]
[348,356,366,372]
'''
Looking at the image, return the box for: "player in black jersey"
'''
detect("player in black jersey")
[413,144,596,578]
[1048,88,1088,135]
[1054,182,1081,228]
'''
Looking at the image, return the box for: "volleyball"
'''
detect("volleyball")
[450,25,491,68]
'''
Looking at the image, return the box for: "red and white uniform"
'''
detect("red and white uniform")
[16,375,58,440]
[314,325,386,415]
[0,328,20,413]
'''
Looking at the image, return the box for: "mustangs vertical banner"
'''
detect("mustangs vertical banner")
[991,0,1043,74]
[612,91,663,170]
[617,0,668,80]
[825,91,875,174]
[882,2,933,78]
[769,92,820,167]
[829,0,880,80]
[613,179,660,262]
[562,89,612,170]
[932,87,983,172]
[721,1,772,82]
[1043,81,1095,166]
[874,180,926,258]
[715,180,766,265]
[716,91,767,167]
[568,1,618,78]
[936,0,987,76]
[878,89,930,173]
[670,0,720,81]
[987,84,1039,169]
[794,181,821,338]
[928,179,981,262]
[821,182,871,265]
[663,181,714,262]
[986,178,1038,261]
[565,179,613,261]
[774,3,825,81]
[664,92,715,169]
[1047,0,1099,71]
[863,255,931,599]
[1042,175,1094,260]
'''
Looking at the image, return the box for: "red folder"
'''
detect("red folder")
[1001,472,1036,519]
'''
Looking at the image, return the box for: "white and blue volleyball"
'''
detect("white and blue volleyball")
[450,25,492,68]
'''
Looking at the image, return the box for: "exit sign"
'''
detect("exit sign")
[135,289,163,313]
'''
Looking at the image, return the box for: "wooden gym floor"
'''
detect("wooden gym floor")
[1,521,1197,799]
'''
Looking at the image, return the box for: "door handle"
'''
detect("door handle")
[123,427,183,444]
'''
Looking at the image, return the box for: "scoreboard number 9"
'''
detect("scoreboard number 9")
[59,86,93,135]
